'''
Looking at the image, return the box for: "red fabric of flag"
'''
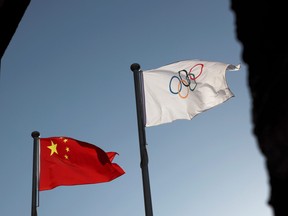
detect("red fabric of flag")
[39,137,125,191]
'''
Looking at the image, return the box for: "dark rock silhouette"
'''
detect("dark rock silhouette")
[231,1,288,215]
[0,0,31,60]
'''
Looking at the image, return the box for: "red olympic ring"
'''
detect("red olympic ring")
[189,63,204,80]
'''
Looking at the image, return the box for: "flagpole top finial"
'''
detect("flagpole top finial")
[31,131,40,138]
[130,63,141,72]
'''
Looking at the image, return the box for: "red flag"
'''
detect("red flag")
[39,137,125,191]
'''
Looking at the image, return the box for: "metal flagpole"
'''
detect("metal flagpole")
[131,63,153,216]
[31,131,40,216]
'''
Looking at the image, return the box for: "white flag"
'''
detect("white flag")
[142,60,240,127]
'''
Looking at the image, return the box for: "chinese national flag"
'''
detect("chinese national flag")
[39,137,125,191]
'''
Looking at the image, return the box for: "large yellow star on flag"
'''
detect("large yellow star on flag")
[47,141,58,156]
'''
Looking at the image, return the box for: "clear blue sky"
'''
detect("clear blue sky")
[0,0,273,215]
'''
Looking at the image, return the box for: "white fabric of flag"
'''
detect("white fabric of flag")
[142,60,240,127]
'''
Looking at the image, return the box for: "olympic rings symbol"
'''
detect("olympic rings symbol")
[169,63,204,99]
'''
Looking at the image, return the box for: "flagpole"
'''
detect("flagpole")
[31,131,40,216]
[131,63,153,216]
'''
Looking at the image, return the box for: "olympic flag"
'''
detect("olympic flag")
[142,60,240,127]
